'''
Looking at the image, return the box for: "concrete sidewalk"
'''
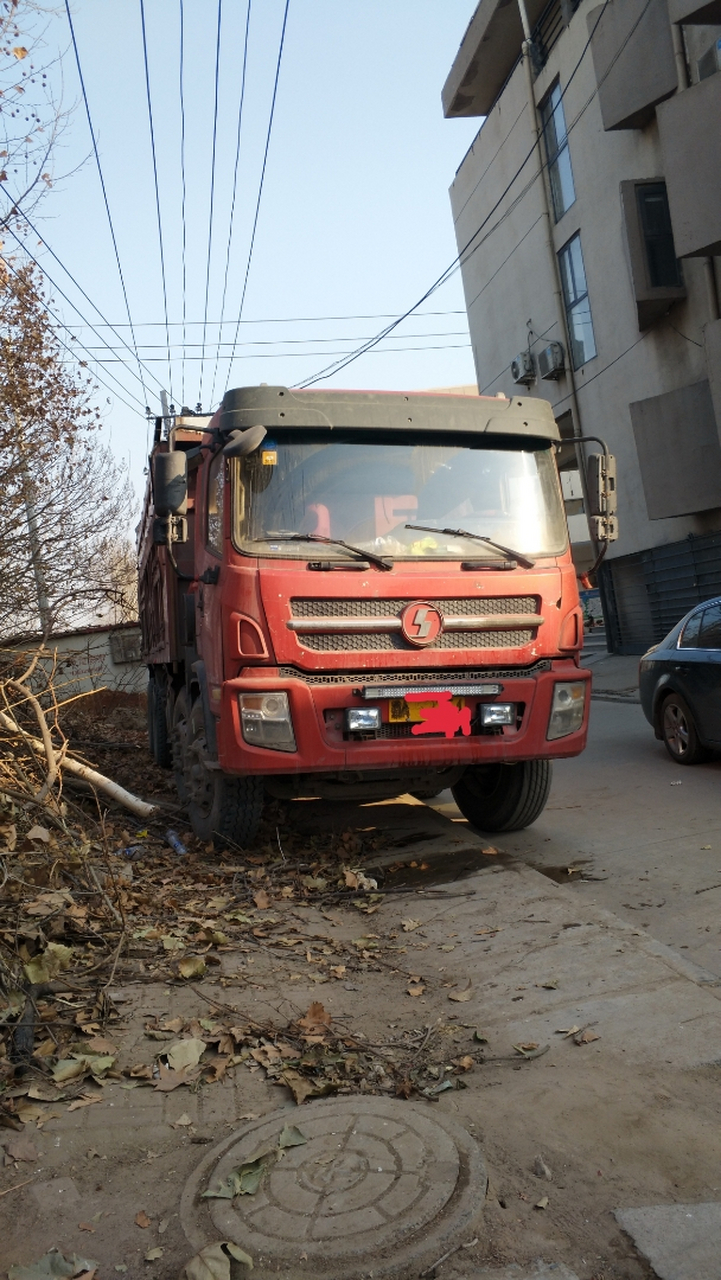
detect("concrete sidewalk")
[582,647,641,702]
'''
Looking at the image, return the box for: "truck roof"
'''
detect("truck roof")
[217,386,560,443]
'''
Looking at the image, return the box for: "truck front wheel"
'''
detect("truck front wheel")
[185,701,264,847]
[451,760,552,832]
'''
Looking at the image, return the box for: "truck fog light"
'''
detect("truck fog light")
[239,691,296,752]
[480,703,515,727]
[547,681,586,740]
[346,707,381,734]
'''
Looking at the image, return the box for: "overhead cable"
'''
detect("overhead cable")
[209,0,252,407]
[179,0,188,403]
[223,0,291,398]
[64,0,149,405]
[198,0,224,405]
[139,0,174,398]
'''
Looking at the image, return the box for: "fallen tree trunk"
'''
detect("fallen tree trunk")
[0,708,157,819]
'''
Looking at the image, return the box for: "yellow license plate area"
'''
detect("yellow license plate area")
[387,696,466,723]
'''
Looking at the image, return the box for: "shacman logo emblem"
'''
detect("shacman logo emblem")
[400,601,444,647]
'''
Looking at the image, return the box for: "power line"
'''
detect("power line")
[2,254,147,415]
[209,0,252,408]
[83,342,473,364]
[4,220,164,400]
[81,329,471,352]
[179,0,188,404]
[64,0,149,406]
[297,0,628,389]
[17,211,165,394]
[198,0,223,405]
[139,0,173,398]
[63,309,467,329]
[224,0,291,398]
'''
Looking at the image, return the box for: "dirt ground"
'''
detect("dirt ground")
[2,700,721,1280]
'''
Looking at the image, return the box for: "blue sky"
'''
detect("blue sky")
[21,1,480,499]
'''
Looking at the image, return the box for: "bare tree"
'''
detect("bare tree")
[0,255,137,639]
[0,0,68,231]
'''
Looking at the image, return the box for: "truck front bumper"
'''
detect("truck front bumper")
[215,661,591,776]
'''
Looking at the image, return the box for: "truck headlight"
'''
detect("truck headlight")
[239,692,296,752]
[346,707,381,734]
[480,703,515,727]
[547,681,586,740]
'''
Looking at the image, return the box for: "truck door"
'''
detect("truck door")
[195,449,226,691]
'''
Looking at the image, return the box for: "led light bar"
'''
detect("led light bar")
[360,683,503,699]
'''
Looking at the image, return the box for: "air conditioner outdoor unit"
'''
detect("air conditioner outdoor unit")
[538,341,565,380]
[511,351,535,385]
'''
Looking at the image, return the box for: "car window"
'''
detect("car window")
[698,603,721,650]
[679,611,702,648]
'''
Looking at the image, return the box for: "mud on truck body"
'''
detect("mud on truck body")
[137,385,609,847]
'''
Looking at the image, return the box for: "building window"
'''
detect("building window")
[540,82,575,221]
[558,233,596,369]
[636,183,682,289]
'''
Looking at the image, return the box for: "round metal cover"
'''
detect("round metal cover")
[181,1097,486,1279]
[400,602,444,647]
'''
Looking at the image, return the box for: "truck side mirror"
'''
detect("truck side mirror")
[223,424,267,458]
[154,451,188,516]
[587,452,618,542]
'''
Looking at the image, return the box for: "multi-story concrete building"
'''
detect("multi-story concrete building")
[443,0,721,651]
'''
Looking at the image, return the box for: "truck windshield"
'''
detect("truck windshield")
[231,432,567,561]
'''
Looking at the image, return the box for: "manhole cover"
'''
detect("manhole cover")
[181,1098,486,1279]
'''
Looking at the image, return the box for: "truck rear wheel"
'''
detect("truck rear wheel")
[451,760,552,832]
[185,701,264,847]
[147,676,172,769]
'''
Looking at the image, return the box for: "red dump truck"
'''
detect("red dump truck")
[137,385,613,847]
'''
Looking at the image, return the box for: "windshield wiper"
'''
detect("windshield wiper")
[405,524,535,569]
[257,533,393,572]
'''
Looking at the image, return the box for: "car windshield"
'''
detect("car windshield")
[231,431,567,560]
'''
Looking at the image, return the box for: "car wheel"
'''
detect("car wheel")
[451,759,552,832]
[660,693,708,765]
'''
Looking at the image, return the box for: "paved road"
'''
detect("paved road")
[431,698,721,978]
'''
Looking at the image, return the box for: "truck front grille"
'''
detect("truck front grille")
[288,595,539,652]
[299,629,533,652]
[290,596,537,618]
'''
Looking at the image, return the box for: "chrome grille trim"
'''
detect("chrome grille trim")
[287,613,543,633]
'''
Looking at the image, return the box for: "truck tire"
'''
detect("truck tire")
[147,677,172,769]
[170,687,190,804]
[185,700,264,847]
[451,760,552,832]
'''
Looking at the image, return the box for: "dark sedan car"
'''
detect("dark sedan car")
[639,596,721,764]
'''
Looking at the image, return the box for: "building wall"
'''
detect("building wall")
[445,0,721,645]
[2,624,146,695]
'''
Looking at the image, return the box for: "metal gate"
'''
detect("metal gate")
[599,532,721,653]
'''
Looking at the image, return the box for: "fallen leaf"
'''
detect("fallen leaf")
[24,942,73,986]
[329,965,346,979]
[154,1064,191,1092]
[180,1242,253,1280]
[8,1251,98,1280]
[401,919,422,932]
[67,1096,104,1113]
[481,845,499,856]
[26,825,50,843]
[407,984,425,997]
[135,1210,152,1229]
[166,1039,206,1072]
[512,1042,540,1057]
[281,1069,333,1105]
[534,1195,550,1210]
[473,1030,489,1043]
[557,1026,581,1038]
[454,1055,474,1071]
[84,1037,117,1055]
[574,1028,601,1045]
[161,935,185,952]
[144,1249,163,1262]
[539,980,559,990]
[178,956,206,980]
[297,1002,332,1032]
[172,1113,194,1128]
[448,985,472,1002]
[278,1124,307,1148]
[253,890,270,910]
[77,1225,94,1234]
[203,1156,271,1200]
[5,1136,38,1162]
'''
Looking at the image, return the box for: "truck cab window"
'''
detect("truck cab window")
[207,451,225,556]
